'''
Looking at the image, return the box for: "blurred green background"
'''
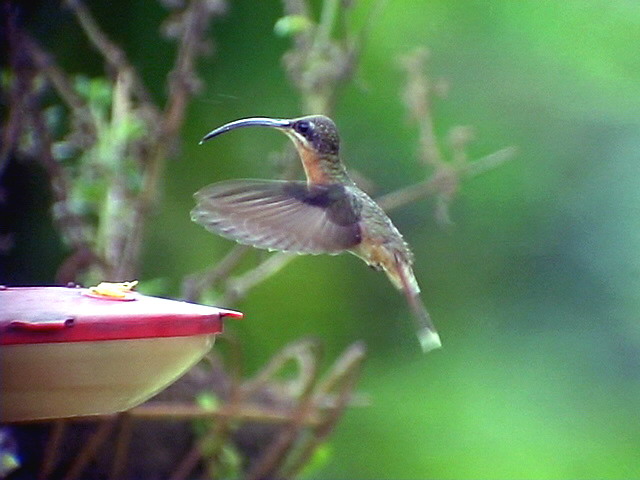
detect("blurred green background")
[8,0,640,478]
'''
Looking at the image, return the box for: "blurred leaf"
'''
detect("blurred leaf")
[75,75,112,113]
[299,442,331,478]
[274,15,313,37]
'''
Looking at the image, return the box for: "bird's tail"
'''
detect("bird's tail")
[393,254,442,353]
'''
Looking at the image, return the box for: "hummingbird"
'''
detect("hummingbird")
[192,115,441,352]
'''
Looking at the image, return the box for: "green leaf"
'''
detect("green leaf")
[274,15,313,37]
[299,442,332,478]
[196,391,220,411]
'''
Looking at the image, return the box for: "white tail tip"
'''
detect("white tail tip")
[418,329,442,353]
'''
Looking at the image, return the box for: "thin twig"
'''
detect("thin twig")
[120,0,218,280]
[400,47,444,167]
[313,0,339,52]
[129,402,322,425]
[109,413,132,480]
[99,69,136,279]
[169,436,206,480]
[21,34,98,142]
[0,4,19,174]
[462,146,518,178]
[63,418,117,480]
[376,178,439,213]
[220,252,298,306]
[244,340,323,480]
[170,360,246,480]
[245,397,314,480]
[63,0,155,106]
[395,46,516,226]
[182,245,252,302]
[171,337,245,480]
[25,77,106,281]
[38,420,66,480]
[246,339,322,397]
[283,341,367,478]
[282,0,313,50]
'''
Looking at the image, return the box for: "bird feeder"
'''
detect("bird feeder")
[0,284,241,422]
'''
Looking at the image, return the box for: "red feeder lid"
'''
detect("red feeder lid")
[0,286,242,346]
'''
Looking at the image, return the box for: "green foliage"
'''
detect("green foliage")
[74,76,112,114]
[0,448,19,478]
[274,15,313,37]
[193,392,243,478]
[298,442,331,478]
[43,74,147,264]
[193,391,221,437]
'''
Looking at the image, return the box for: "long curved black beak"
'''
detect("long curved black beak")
[199,117,293,145]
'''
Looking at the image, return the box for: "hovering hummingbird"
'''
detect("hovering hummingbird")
[192,115,441,352]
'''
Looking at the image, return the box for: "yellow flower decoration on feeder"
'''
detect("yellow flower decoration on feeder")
[86,281,139,300]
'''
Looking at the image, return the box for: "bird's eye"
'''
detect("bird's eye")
[295,121,311,135]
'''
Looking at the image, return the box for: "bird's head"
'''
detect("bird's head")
[201,115,340,156]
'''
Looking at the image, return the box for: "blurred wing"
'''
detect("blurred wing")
[191,180,362,254]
